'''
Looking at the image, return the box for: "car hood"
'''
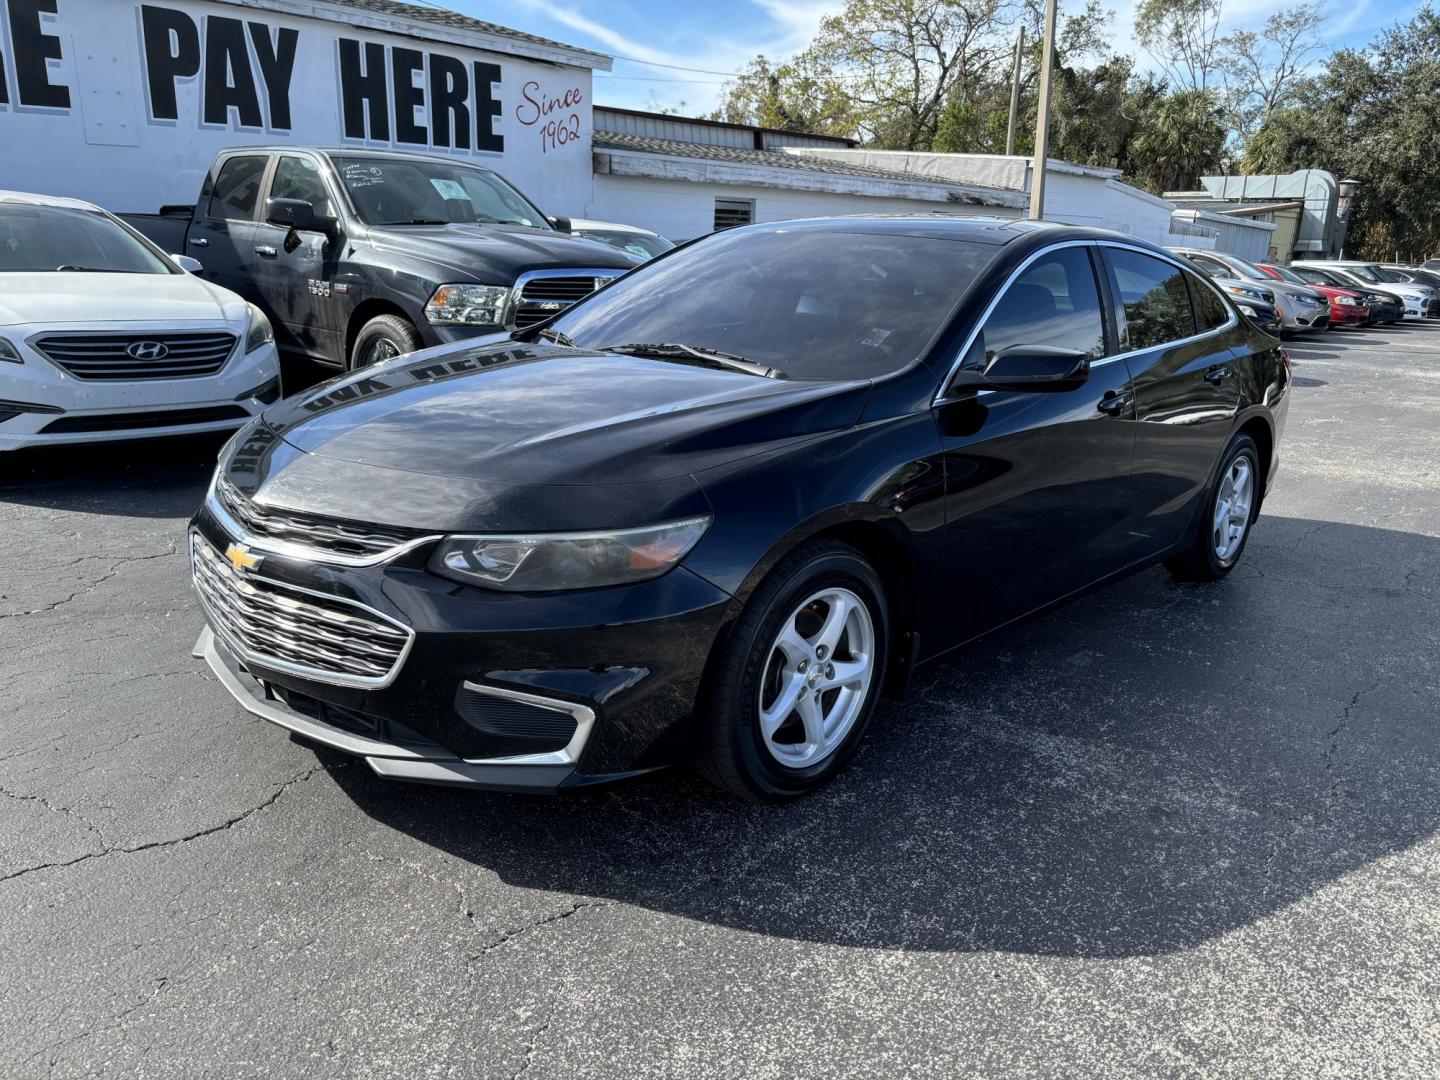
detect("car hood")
[0,271,246,327]
[231,341,870,533]
[364,223,638,280]
[1262,280,1326,304]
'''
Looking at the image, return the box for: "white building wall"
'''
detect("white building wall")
[588,174,1023,243]
[0,0,599,216]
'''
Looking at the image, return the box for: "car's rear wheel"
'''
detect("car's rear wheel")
[1166,433,1260,581]
[696,540,889,802]
[350,314,419,370]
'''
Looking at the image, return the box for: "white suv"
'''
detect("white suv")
[0,191,280,451]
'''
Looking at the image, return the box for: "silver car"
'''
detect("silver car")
[1173,248,1331,334]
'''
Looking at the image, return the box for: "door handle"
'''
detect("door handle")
[1204,366,1233,385]
[189,237,209,248]
[254,245,278,258]
[1097,391,1132,416]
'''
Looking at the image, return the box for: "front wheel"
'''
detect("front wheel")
[695,540,889,802]
[1165,433,1260,581]
[350,314,419,371]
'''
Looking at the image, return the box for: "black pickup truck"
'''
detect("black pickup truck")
[126,147,637,370]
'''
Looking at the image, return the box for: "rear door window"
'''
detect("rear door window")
[974,246,1107,366]
[1107,249,1197,351]
[1188,272,1231,331]
[208,156,268,221]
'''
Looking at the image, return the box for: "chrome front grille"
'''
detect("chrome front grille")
[509,270,622,329]
[191,534,412,688]
[34,332,237,380]
[214,475,427,561]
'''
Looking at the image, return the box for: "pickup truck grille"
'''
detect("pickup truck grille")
[509,271,623,329]
[34,332,238,380]
[191,533,412,688]
[214,475,428,561]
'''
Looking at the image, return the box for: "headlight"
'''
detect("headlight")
[1239,305,1258,318]
[431,516,711,592]
[1336,295,1357,306]
[424,284,511,326]
[0,338,21,364]
[244,303,274,353]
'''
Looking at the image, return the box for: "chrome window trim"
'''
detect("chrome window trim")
[206,472,442,568]
[505,266,627,329]
[189,532,416,690]
[457,681,597,767]
[933,239,1237,406]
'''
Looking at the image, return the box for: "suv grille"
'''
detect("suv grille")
[510,272,621,328]
[214,475,427,561]
[191,534,411,687]
[34,332,238,380]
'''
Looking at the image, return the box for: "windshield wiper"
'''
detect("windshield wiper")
[600,342,784,379]
[55,265,130,272]
[532,327,577,347]
[385,218,449,226]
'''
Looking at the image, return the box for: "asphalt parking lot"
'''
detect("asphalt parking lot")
[2,326,1438,1079]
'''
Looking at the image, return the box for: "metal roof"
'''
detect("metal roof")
[279,0,611,67]
[594,131,1009,191]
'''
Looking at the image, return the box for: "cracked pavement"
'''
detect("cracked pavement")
[2,326,1438,1078]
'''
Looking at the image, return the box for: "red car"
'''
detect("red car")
[1258,263,1371,327]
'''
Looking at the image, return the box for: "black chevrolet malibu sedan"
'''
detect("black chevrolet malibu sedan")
[190,216,1289,801]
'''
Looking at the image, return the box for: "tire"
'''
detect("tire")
[695,539,890,802]
[350,314,419,370]
[1165,433,1261,582]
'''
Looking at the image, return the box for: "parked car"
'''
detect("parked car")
[1382,264,1440,293]
[1301,260,1433,319]
[1177,256,1284,331]
[125,148,638,372]
[1172,248,1330,334]
[0,191,280,452]
[564,218,675,261]
[1257,262,1371,328]
[1422,258,1440,273]
[1288,264,1402,324]
[189,217,1288,800]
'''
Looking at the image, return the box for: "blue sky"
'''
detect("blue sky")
[462,0,1415,115]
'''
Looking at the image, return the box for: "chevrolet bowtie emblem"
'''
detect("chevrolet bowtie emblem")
[225,542,263,574]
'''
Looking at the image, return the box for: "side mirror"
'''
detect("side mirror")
[266,197,333,233]
[949,346,1092,394]
[548,215,572,233]
[171,254,203,273]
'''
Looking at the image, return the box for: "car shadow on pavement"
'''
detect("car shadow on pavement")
[0,433,223,518]
[321,515,1440,959]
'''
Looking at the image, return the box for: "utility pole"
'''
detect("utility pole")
[1005,25,1026,157]
[1028,0,1058,221]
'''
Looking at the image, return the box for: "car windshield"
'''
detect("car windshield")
[577,229,674,260]
[547,226,995,380]
[1265,264,1314,286]
[1343,265,1383,282]
[330,154,550,229]
[0,204,174,274]
[1226,256,1270,280]
[1372,267,1409,283]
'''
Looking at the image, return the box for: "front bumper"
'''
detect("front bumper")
[189,505,735,791]
[0,332,279,450]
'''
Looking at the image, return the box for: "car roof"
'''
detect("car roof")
[0,189,103,212]
[214,146,502,174]
[733,214,1173,253]
[569,219,659,236]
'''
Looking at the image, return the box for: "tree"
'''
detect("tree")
[1128,88,1227,191]
[1219,2,1328,140]
[1134,0,1225,91]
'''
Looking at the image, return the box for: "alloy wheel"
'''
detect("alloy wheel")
[1213,455,1254,561]
[757,587,875,768]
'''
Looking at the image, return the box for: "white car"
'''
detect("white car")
[565,218,674,262]
[0,191,280,451]
[1302,260,1434,319]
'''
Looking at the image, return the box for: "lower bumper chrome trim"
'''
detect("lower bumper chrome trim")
[194,628,582,791]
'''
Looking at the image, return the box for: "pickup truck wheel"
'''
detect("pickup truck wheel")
[350,315,419,370]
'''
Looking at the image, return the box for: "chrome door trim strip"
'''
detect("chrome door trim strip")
[933,239,1239,407]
